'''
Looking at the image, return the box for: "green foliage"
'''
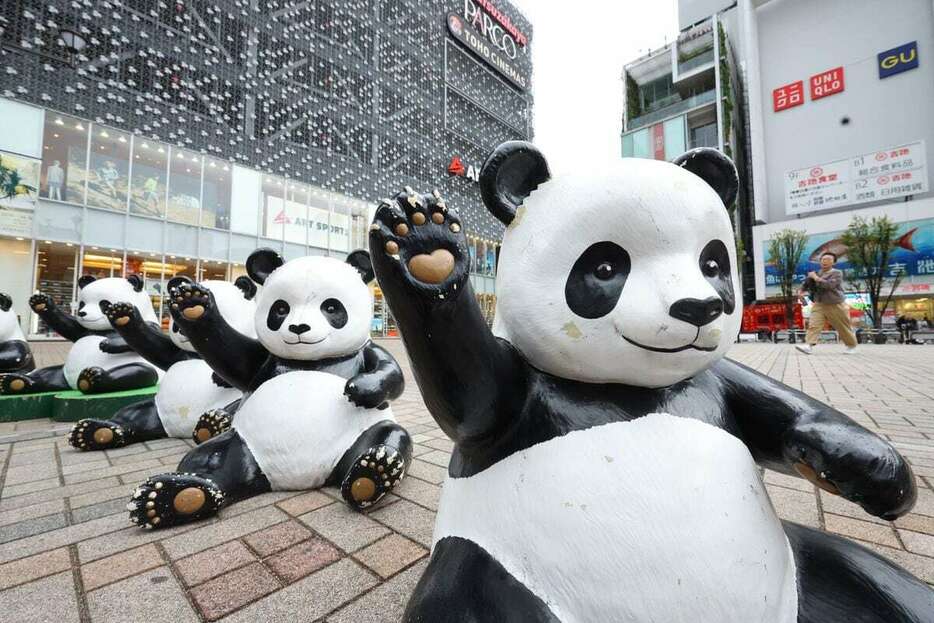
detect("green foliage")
[718,22,733,151]
[625,73,642,122]
[0,157,37,201]
[840,216,904,328]
[767,229,808,327]
[677,42,713,63]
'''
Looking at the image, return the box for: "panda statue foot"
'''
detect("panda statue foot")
[68,419,126,451]
[76,366,105,394]
[192,409,231,444]
[341,445,406,511]
[0,373,32,395]
[128,473,224,529]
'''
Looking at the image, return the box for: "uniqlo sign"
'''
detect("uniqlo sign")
[773,81,804,112]
[810,67,845,100]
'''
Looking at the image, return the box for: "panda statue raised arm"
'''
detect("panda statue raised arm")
[126,249,412,529]
[0,276,162,395]
[0,293,34,374]
[368,143,933,622]
[66,276,258,451]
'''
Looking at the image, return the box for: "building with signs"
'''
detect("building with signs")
[0,0,533,337]
[742,0,934,324]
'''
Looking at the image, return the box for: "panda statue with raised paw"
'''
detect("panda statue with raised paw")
[0,293,34,374]
[369,142,934,623]
[126,249,411,529]
[0,276,162,395]
[67,276,258,451]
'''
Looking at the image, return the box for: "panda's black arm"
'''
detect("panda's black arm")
[0,341,34,372]
[344,342,405,409]
[168,282,266,391]
[713,358,916,520]
[103,302,192,370]
[28,293,88,342]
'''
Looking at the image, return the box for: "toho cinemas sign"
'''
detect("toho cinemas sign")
[447,0,530,91]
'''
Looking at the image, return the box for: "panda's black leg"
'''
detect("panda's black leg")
[403,536,560,623]
[68,398,168,451]
[128,430,270,529]
[785,521,934,622]
[328,420,413,511]
[0,365,68,395]
[191,398,241,444]
[77,362,158,394]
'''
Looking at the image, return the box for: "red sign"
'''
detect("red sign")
[810,66,845,100]
[773,81,804,112]
[447,156,466,177]
[652,123,665,160]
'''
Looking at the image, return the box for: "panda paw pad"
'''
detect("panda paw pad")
[0,373,32,394]
[341,445,406,511]
[77,367,105,393]
[369,189,468,294]
[68,419,126,451]
[104,302,136,327]
[127,473,224,529]
[192,409,231,444]
[168,282,212,321]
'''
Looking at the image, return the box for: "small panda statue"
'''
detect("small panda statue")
[66,276,258,451]
[0,276,162,395]
[369,143,934,622]
[127,249,412,529]
[0,293,34,374]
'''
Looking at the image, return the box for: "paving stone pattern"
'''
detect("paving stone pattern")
[1,340,932,621]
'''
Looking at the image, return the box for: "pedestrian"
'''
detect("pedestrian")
[896,315,910,344]
[925,315,933,329]
[795,252,858,354]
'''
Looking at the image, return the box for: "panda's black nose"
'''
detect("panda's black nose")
[288,323,311,335]
[669,297,723,327]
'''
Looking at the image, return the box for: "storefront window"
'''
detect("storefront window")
[329,193,351,253]
[663,116,687,160]
[34,241,78,334]
[167,148,202,225]
[124,253,164,318]
[130,141,168,217]
[308,188,330,250]
[87,125,131,211]
[261,176,285,241]
[230,165,261,235]
[80,247,123,278]
[40,113,89,204]
[198,260,230,282]
[202,157,231,230]
[284,182,310,245]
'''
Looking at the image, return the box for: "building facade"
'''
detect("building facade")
[0,0,533,336]
[742,0,934,323]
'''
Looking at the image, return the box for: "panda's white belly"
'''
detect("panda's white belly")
[233,371,395,490]
[434,413,798,623]
[154,359,240,438]
[63,336,162,389]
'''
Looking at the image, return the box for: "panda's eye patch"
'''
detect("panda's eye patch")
[78,302,86,311]
[320,298,347,329]
[565,241,631,319]
[699,240,735,314]
[702,259,720,277]
[267,299,291,331]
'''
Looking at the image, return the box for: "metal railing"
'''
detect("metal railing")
[677,48,715,74]
[627,89,716,130]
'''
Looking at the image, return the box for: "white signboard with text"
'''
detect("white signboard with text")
[265,197,350,251]
[784,141,928,215]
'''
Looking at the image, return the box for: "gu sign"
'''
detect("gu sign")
[878,41,919,79]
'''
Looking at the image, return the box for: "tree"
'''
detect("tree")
[767,229,808,332]
[840,215,904,329]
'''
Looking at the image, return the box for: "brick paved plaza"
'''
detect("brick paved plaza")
[1,341,932,622]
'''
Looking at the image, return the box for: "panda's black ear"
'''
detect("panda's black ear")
[167,275,191,293]
[0,293,11,312]
[234,276,257,300]
[345,250,374,284]
[672,148,738,210]
[126,274,144,292]
[246,248,285,285]
[480,141,551,226]
[77,275,96,290]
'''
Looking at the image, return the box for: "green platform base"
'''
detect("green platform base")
[0,391,59,421]
[51,386,159,422]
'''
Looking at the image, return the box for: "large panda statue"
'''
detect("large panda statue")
[0,293,34,374]
[369,143,934,622]
[67,276,258,451]
[0,276,162,395]
[126,249,412,529]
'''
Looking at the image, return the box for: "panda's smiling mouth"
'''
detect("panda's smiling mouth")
[618,328,718,354]
[282,336,328,346]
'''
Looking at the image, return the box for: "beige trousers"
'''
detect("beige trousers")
[806,302,858,347]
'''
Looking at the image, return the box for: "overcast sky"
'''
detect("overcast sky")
[510,0,678,170]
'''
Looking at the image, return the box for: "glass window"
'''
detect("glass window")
[80,247,123,279]
[34,241,78,335]
[199,228,229,261]
[82,208,123,248]
[664,116,687,160]
[230,233,258,265]
[690,123,718,149]
[622,133,634,158]
[202,157,231,230]
[40,113,88,204]
[0,151,41,211]
[165,222,198,257]
[308,188,330,250]
[35,202,82,243]
[87,125,130,211]
[198,260,229,282]
[130,141,167,217]
[0,237,34,333]
[284,182,310,245]
[0,98,43,158]
[329,193,351,253]
[230,165,261,235]
[261,176,285,241]
[127,215,163,253]
[284,243,306,261]
[167,149,202,225]
[124,252,163,318]
[631,128,651,158]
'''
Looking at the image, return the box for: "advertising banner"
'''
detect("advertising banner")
[446,12,529,90]
[878,41,918,79]
[763,216,934,295]
[784,141,928,215]
[265,197,351,251]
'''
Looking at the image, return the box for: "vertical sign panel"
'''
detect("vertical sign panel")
[652,123,665,160]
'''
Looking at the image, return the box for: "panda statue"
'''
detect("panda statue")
[66,276,258,451]
[126,249,412,529]
[368,142,934,622]
[0,276,162,395]
[0,293,34,374]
